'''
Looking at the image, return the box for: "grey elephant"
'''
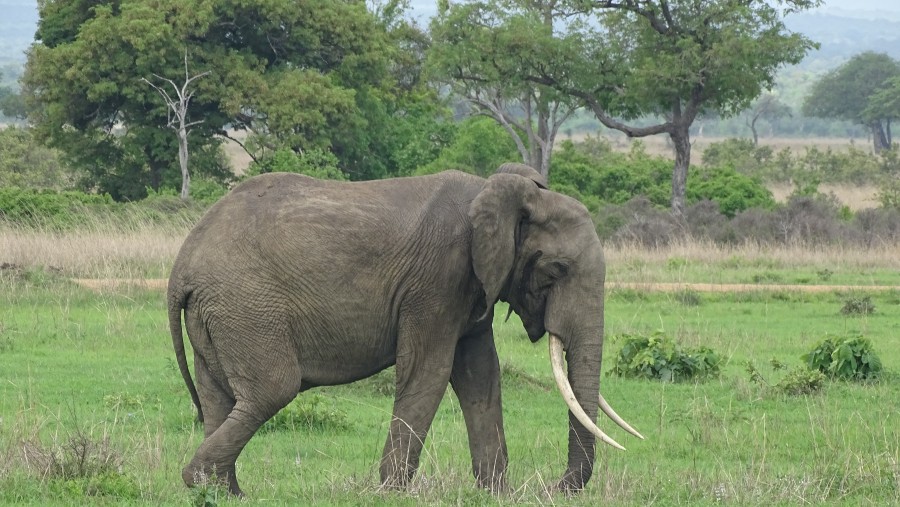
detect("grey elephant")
[168,163,641,496]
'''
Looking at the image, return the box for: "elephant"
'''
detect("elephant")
[168,163,642,496]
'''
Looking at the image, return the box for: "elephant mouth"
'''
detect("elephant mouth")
[548,334,644,449]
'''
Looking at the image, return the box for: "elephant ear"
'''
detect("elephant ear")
[469,173,544,310]
[496,162,548,189]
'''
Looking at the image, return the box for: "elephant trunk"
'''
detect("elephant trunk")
[553,333,603,491]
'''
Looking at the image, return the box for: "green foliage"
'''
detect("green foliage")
[551,139,772,216]
[0,126,72,189]
[745,360,826,396]
[189,482,226,507]
[775,367,827,396]
[24,431,138,499]
[610,332,722,383]
[248,149,348,181]
[23,0,440,192]
[0,186,114,223]
[702,138,774,174]
[261,394,350,433]
[803,336,883,380]
[803,52,900,125]
[187,178,229,205]
[702,138,899,186]
[840,295,876,316]
[687,167,775,218]
[415,116,519,177]
[803,52,900,151]
[551,140,671,211]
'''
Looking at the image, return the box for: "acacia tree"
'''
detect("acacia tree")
[745,93,792,146]
[428,0,580,179]
[519,0,820,215]
[803,52,900,153]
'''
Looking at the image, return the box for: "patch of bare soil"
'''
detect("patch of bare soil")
[70,279,898,293]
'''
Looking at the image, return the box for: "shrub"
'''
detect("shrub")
[415,116,519,177]
[701,138,774,175]
[802,335,882,380]
[0,186,114,224]
[23,431,138,499]
[609,332,722,382]
[775,367,827,396]
[686,166,775,218]
[840,295,876,316]
[261,394,349,433]
[248,148,348,181]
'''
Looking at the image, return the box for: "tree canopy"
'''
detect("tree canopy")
[428,0,580,178]
[803,52,900,152]
[22,0,447,199]
[432,0,819,214]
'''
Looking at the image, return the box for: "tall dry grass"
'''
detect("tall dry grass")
[3,213,899,283]
[0,208,197,279]
[605,238,900,271]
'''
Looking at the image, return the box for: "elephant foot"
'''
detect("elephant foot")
[476,475,508,495]
[182,462,244,497]
[554,468,589,495]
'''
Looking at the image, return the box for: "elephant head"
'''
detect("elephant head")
[469,168,642,491]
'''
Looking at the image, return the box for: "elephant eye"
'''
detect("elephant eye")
[548,261,569,280]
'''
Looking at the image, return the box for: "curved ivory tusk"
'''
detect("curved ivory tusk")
[549,335,626,451]
[599,393,644,439]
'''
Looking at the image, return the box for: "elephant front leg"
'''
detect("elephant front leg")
[450,328,508,492]
[380,324,456,489]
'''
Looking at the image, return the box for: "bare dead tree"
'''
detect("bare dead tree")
[142,51,210,200]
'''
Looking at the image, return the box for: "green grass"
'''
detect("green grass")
[1,271,899,505]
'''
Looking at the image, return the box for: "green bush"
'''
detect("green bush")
[551,140,671,210]
[415,116,519,177]
[248,148,348,181]
[609,332,722,382]
[840,295,876,316]
[0,126,73,189]
[701,138,774,175]
[775,368,827,396]
[260,394,349,433]
[802,335,882,380]
[0,186,114,223]
[687,167,775,217]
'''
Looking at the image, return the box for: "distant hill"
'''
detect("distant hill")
[788,13,900,69]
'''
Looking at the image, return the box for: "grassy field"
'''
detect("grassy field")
[1,224,899,505]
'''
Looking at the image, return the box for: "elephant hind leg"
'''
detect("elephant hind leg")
[183,350,302,496]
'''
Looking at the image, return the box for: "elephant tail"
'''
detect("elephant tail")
[169,284,204,423]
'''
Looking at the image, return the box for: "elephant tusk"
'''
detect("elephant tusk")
[599,393,644,440]
[549,335,626,451]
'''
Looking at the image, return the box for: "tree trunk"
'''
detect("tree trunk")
[178,127,190,200]
[670,125,691,217]
[872,121,889,153]
[887,119,893,147]
[750,116,760,147]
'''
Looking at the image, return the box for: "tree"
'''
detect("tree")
[864,75,900,149]
[142,51,210,200]
[803,52,900,153]
[22,0,425,199]
[745,93,792,146]
[0,71,26,120]
[521,0,819,215]
[428,1,580,179]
